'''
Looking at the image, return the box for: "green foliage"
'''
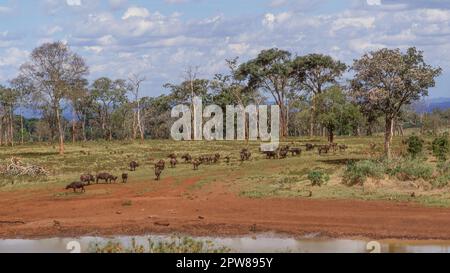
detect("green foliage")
[406,135,424,158]
[343,160,384,186]
[385,159,434,181]
[432,134,449,162]
[316,87,362,141]
[307,170,330,187]
[432,175,450,189]
[437,161,450,175]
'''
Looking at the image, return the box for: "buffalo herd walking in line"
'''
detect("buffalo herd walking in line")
[65,142,349,193]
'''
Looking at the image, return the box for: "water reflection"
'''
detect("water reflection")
[0,234,449,253]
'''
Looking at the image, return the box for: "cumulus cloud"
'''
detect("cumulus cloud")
[66,0,82,6]
[0,6,11,13]
[2,0,450,97]
[122,6,150,19]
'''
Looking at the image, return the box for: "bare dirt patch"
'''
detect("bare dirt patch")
[2,177,450,240]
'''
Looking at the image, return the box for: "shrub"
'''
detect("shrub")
[307,170,330,187]
[437,161,450,176]
[387,159,433,181]
[343,160,384,186]
[432,175,450,189]
[406,135,423,158]
[432,134,449,162]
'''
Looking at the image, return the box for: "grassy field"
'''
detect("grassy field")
[0,136,449,207]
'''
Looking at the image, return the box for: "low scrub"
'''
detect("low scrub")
[343,158,435,186]
[307,170,330,187]
[432,134,449,162]
[432,175,450,189]
[386,159,434,181]
[406,135,424,159]
[343,160,384,186]
[437,161,450,176]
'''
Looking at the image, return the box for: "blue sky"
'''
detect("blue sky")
[0,0,449,98]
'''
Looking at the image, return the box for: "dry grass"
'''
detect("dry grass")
[0,135,449,207]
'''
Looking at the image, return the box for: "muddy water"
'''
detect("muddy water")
[0,234,449,253]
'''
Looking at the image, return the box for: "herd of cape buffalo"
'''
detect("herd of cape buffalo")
[65,142,348,193]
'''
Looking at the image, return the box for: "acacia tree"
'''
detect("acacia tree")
[292,54,347,137]
[19,42,88,155]
[0,86,18,146]
[91,77,128,141]
[236,48,293,137]
[351,47,441,158]
[67,78,89,143]
[316,86,361,143]
[10,76,32,144]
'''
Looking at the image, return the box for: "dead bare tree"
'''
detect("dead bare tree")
[128,73,147,142]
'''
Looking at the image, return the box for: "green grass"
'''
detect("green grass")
[0,136,449,207]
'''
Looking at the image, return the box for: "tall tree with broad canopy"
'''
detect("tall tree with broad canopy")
[0,86,18,146]
[91,77,128,141]
[351,47,442,158]
[10,75,33,144]
[291,54,347,137]
[316,86,362,143]
[235,48,293,137]
[18,42,88,155]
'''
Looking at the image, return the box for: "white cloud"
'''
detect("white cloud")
[0,6,11,13]
[0,48,28,67]
[122,6,150,20]
[367,0,381,6]
[66,0,82,6]
[331,16,376,34]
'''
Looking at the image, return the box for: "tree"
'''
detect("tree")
[91,77,128,141]
[66,78,89,143]
[128,73,147,142]
[292,54,347,137]
[142,95,173,139]
[164,68,210,140]
[351,47,441,158]
[18,42,88,154]
[316,86,361,143]
[10,75,32,144]
[0,86,18,146]
[235,48,293,137]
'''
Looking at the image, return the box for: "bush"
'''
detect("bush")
[432,175,450,189]
[307,170,330,187]
[343,160,384,186]
[432,134,449,162]
[406,135,423,158]
[386,159,434,181]
[437,161,450,176]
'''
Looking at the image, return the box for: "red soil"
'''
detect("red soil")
[1,177,450,240]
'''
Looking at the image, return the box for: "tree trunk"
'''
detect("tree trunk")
[72,108,76,143]
[310,98,315,137]
[384,117,394,159]
[82,116,87,142]
[137,101,144,142]
[20,110,24,144]
[132,111,137,140]
[56,106,65,155]
[9,106,14,147]
[0,117,3,146]
[280,104,288,138]
[328,128,334,143]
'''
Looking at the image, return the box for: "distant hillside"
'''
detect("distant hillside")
[427,98,450,112]
[413,97,450,113]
